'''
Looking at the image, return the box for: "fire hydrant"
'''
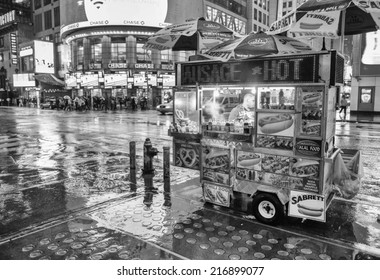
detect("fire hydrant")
[143,138,158,175]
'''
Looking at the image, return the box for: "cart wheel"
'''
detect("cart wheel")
[252,193,284,225]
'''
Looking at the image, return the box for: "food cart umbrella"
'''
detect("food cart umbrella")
[63,95,71,99]
[202,32,315,62]
[268,0,380,53]
[143,17,236,53]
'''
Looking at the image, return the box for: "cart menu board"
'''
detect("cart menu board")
[235,150,321,193]
[203,182,230,207]
[174,140,200,170]
[299,87,323,137]
[256,112,295,151]
[202,145,231,186]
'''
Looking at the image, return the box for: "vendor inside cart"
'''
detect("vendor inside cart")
[228,93,255,124]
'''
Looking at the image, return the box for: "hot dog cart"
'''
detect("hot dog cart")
[169,50,361,225]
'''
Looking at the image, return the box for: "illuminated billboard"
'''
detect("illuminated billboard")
[104,73,128,87]
[360,31,380,76]
[81,74,99,87]
[162,74,175,87]
[60,0,203,39]
[65,74,77,88]
[13,73,36,87]
[34,40,54,74]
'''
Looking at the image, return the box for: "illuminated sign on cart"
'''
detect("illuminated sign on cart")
[180,55,319,85]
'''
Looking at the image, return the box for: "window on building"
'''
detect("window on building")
[54,33,61,44]
[44,34,53,41]
[34,0,42,9]
[111,37,127,63]
[206,5,246,34]
[21,56,34,72]
[136,43,151,63]
[0,37,4,48]
[289,1,293,7]
[283,2,287,8]
[253,24,257,32]
[34,14,43,33]
[254,9,257,20]
[44,10,52,30]
[44,0,51,5]
[90,37,102,63]
[259,11,262,23]
[259,0,262,7]
[161,49,172,63]
[77,39,84,64]
[263,13,266,25]
[54,7,60,27]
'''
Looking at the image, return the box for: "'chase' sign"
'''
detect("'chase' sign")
[180,55,319,85]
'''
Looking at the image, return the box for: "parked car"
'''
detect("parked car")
[156,101,173,114]
[40,98,57,109]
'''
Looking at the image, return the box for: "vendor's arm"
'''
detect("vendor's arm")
[228,105,241,122]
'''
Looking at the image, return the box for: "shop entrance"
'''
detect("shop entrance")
[358,86,375,112]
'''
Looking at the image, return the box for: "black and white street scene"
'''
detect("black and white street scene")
[1,0,380,270]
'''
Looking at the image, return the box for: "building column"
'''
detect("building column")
[83,37,91,70]
[151,49,161,66]
[102,35,111,69]
[126,36,136,64]
[71,41,78,69]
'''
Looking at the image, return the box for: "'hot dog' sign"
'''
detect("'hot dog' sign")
[179,55,319,86]
[288,190,326,222]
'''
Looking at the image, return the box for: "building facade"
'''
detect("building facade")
[0,0,33,104]
[2,0,276,108]
[59,0,255,108]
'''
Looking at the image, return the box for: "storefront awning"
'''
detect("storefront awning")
[34,74,65,87]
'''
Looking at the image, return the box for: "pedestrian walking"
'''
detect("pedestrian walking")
[131,97,137,110]
[339,95,349,121]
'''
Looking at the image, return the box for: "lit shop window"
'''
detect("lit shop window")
[90,37,102,63]
[161,49,172,63]
[111,37,127,63]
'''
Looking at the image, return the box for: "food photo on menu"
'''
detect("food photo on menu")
[261,155,290,175]
[301,121,321,136]
[300,88,323,137]
[256,135,294,150]
[202,146,230,174]
[236,151,261,170]
[175,144,200,169]
[289,158,320,180]
[257,113,295,136]
[203,169,229,185]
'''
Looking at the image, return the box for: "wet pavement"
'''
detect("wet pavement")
[1,107,380,260]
